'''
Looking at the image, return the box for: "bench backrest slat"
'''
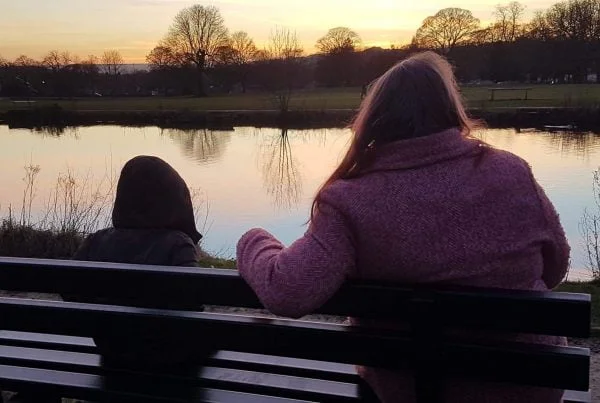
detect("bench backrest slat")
[0,257,590,337]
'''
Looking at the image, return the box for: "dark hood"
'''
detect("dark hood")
[112,156,202,243]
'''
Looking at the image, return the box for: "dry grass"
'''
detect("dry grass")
[0,163,230,267]
[0,163,113,259]
[580,169,600,279]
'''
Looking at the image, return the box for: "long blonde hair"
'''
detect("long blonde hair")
[311,51,476,220]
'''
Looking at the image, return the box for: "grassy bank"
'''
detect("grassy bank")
[0,221,235,268]
[3,84,600,130]
[1,84,600,114]
[4,104,600,132]
[0,221,82,260]
[2,108,356,130]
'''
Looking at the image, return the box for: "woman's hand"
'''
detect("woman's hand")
[237,200,356,318]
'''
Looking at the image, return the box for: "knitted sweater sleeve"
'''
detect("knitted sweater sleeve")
[531,177,570,288]
[236,195,356,318]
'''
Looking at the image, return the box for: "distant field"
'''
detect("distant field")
[462,84,600,108]
[1,84,600,113]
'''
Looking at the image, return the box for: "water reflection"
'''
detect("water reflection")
[2,124,599,277]
[542,132,600,157]
[291,128,329,147]
[259,128,302,210]
[14,125,80,138]
[477,129,600,158]
[165,128,232,163]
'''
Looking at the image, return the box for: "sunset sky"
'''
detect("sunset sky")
[1,0,557,63]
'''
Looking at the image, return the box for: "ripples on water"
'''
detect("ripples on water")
[1,125,599,280]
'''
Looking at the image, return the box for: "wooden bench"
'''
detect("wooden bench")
[0,256,591,402]
[488,87,533,101]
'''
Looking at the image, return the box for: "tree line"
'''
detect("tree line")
[2,0,600,99]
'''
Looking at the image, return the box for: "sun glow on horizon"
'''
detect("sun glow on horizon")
[0,0,556,63]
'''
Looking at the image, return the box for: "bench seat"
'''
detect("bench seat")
[0,331,590,402]
[0,330,371,402]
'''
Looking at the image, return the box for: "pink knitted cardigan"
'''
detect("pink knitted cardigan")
[237,128,570,403]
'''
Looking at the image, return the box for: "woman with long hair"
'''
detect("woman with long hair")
[236,52,569,402]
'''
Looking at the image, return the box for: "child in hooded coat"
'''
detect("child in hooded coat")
[70,155,205,366]
[8,156,206,402]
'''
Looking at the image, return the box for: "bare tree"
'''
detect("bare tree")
[67,55,100,95]
[214,44,236,65]
[254,49,270,61]
[84,55,99,66]
[13,55,39,67]
[146,46,179,94]
[0,54,7,68]
[493,2,527,42]
[7,55,40,96]
[315,27,362,86]
[267,26,303,60]
[413,8,480,52]
[42,50,74,72]
[228,31,258,93]
[524,0,600,82]
[526,10,552,39]
[316,27,362,54]
[471,3,525,46]
[79,54,99,73]
[230,31,258,64]
[260,27,304,111]
[146,46,178,71]
[100,50,124,95]
[531,0,600,41]
[468,27,496,45]
[580,169,600,279]
[101,50,124,76]
[162,5,229,96]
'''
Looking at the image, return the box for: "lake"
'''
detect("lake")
[1,125,599,280]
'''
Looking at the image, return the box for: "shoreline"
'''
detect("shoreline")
[2,106,600,131]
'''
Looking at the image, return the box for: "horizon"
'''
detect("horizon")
[1,0,556,63]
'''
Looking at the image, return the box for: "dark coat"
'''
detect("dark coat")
[67,156,206,366]
[71,228,203,366]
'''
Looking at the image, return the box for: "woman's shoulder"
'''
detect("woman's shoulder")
[319,178,365,205]
[474,145,542,199]
[473,143,533,181]
[480,143,530,169]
